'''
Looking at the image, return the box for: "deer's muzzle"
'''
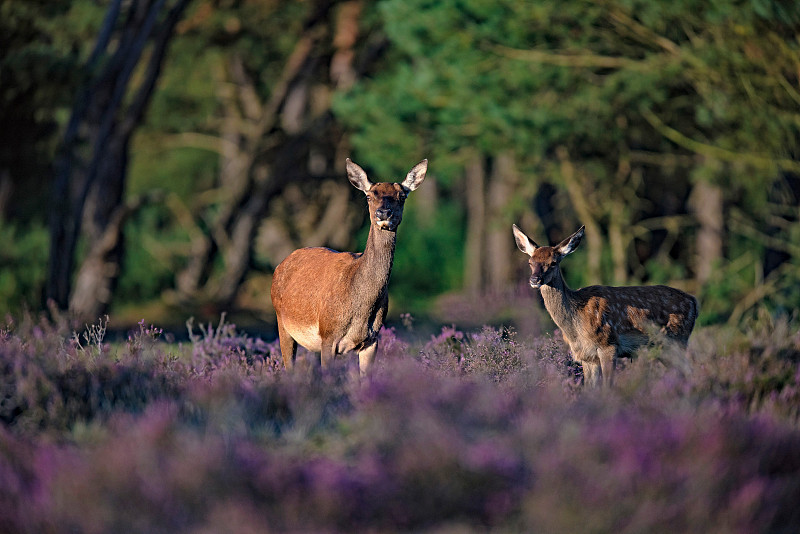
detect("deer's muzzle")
[375,208,396,230]
[529,263,545,288]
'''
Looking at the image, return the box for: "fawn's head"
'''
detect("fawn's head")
[512,224,585,288]
[346,159,427,232]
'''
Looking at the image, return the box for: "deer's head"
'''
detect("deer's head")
[512,224,585,289]
[346,159,427,232]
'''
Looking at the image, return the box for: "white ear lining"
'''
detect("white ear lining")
[402,159,428,191]
[512,224,538,256]
[346,158,372,192]
[556,226,585,257]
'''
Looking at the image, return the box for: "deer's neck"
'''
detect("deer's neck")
[540,268,579,340]
[354,223,397,297]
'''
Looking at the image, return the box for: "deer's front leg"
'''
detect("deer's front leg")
[581,361,601,387]
[567,339,599,387]
[320,342,335,369]
[598,345,616,387]
[358,341,378,377]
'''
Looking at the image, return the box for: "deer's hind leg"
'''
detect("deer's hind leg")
[276,315,298,371]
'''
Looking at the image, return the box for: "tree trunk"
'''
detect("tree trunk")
[464,155,486,294]
[69,141,127,321]
[608,198,628,285]
[486,153,517,292]
[556,146,603,283]
[46,0,190,321]
[689,179,723,285]
[70,191,162,321]
[172,2,345,308]
[0,171,11,221]
[414,175,438,226]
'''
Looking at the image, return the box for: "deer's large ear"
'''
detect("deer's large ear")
[346,159,372,192]
[555,225,585,257]
[401,159,428,191]
[512,224,538,256]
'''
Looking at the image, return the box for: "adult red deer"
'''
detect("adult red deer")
[512,224,698,386]
[271,159,427,375]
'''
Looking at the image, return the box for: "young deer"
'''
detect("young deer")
[512,224,698,386]
[271,159,427,375]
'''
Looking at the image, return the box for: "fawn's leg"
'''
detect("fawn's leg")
[598,345,617,387]
[582,361,601,387]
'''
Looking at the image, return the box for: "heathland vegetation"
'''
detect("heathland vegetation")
[1,313,799,532]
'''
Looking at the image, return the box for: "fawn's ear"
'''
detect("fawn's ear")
[555,225,585,257]
[512,224,538,256]
[401,159,428,191]
[346,159,373,192]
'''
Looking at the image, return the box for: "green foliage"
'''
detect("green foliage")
[0,0,88,221]
[4,0,799,324]
[334,0,555,172]
[119,0,331,309]
[390,201,464,312]
[116,206,186,305]
[0,222,48,315]
[335,0,800,323]
[129,144,219,200]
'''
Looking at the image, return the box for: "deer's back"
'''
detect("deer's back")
[271,247,360,321]
[573,284,698,348]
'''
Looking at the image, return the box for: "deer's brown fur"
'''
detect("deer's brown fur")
[271,159,427,375]
[513,224,698,386]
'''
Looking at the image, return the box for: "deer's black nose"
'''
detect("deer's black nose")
[375,208,392,221]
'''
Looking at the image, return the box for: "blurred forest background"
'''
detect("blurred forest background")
[2,0,799,333]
